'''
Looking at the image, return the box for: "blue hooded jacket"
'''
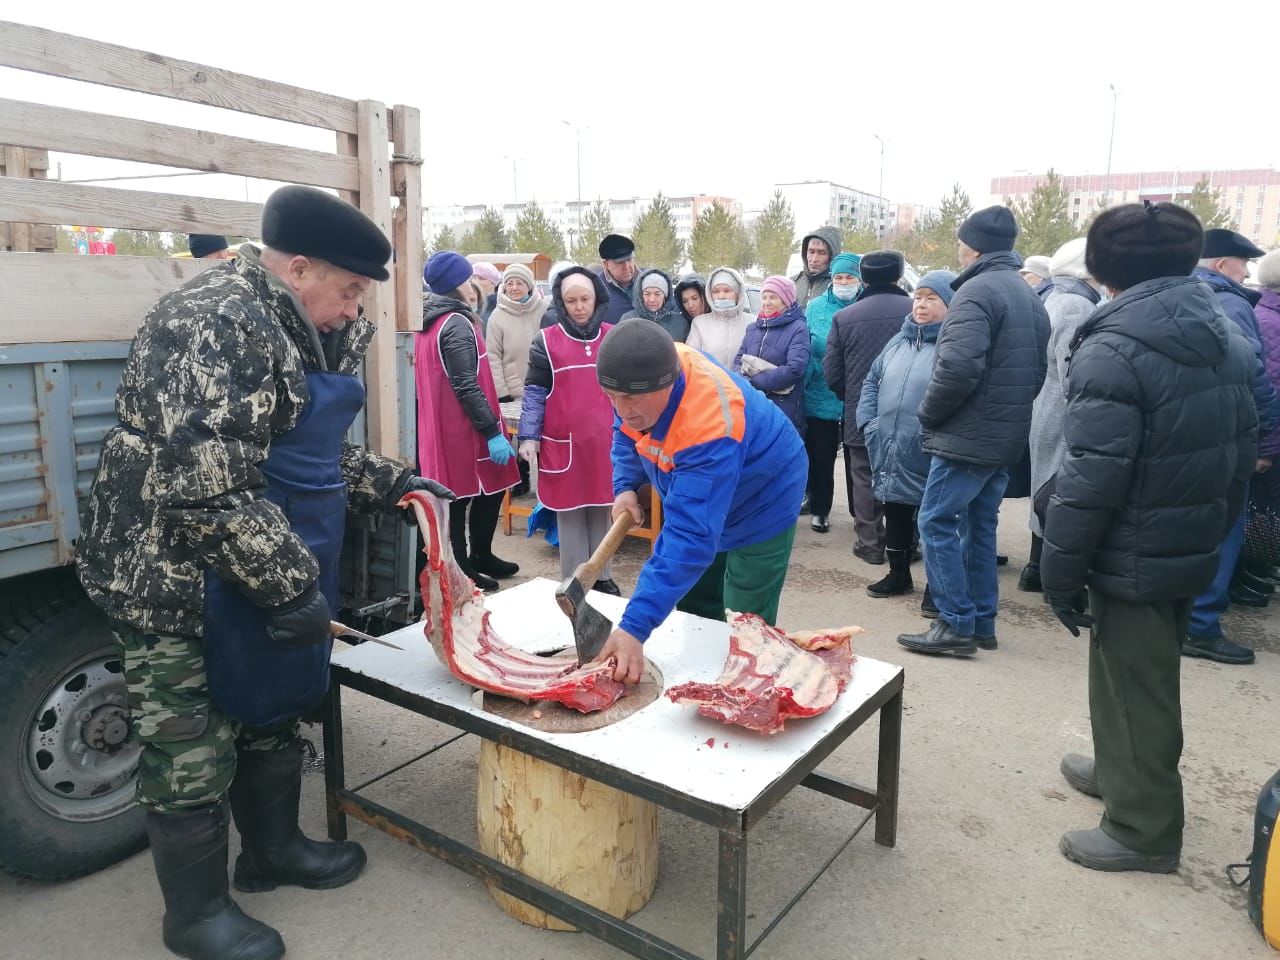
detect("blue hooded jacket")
[857,316,941,506]
[804,284,856,421]
[1193,266,1279,437]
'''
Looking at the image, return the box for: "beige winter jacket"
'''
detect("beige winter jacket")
[485,289,549,400]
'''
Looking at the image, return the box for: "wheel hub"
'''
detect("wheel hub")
[83,703,130,751]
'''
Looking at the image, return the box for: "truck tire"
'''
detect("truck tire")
[0,575,146,880]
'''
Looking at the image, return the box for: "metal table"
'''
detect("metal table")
[322,578,903,960]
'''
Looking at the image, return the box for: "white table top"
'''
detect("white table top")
[332,578,903,814]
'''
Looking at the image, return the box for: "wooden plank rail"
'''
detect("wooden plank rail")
[0,252,209,342]
[391,105,423,334]
[0,177,263,238]
[0,20,358,134]
[0,99,360,192]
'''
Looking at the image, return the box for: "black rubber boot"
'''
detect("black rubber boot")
[147,802,284,960]
[471,552,519,580]
[230,743,367,893]
[458,559,499,592]
[867,549,913,598]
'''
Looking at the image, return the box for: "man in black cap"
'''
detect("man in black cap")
[590,319,807,684]
[596,232,641,325]
[77,184,451,960]
[897,205,1050,657]
[1182,228,1279,664]
[188,233,233,260]
[1040,201,1257,872]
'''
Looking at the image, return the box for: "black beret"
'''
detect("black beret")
[599,233,635,261]
[1201,228,1266,261]
[261,185,391,281]
[1086,201,1202,291]
[859,250,905,286]
[188,234,228,258]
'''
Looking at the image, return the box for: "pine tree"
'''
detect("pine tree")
[689,203,752,273]
[915,183,974,270]
[458,207,510,255]
[570,200,613,265]
[512,201,566,259]
[1013,170,1077,258]
[109,230,170,256]
[430,225,458,255]
[1174,177,1235,230]
[840,224,879,257]
[752,190,796,276]
[632,193,683,275]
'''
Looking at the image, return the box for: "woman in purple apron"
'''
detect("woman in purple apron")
[416,252,519,591]
[517,267,619,594]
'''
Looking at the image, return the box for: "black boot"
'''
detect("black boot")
[920,583,938,619]
[867,549,913,598]
[458,558,499,592]
[148,802,284,960]
[592,579,622,596]
[230,743,367,893]
[1017,563,1042,592]
[896,619,977,656]
[471,552,519,580]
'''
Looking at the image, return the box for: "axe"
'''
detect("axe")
[555,512,634,664]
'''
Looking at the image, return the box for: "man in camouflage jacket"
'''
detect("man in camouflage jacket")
[76,187,447,960]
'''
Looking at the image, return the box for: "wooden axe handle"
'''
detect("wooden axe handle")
[574,512,634,588]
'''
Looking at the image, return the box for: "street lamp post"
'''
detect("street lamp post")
[501,155,523,204]
[561,120,584,237]
[873,134,885,239]
[1104,84,1118,207]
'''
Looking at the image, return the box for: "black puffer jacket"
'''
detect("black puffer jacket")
[1040,276,1258,602]
[525,266,611,391]
[824,285,912,444]
[918,251,1050,466]
[422,293,501,440]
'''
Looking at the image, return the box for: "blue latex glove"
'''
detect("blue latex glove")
[486,434,515,465]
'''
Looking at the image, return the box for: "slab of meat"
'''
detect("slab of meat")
[665,612,861,735]
[400,490,626,714]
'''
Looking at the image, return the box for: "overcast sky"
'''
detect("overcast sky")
[6,1,1279,214]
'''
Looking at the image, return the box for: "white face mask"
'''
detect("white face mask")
[832,283,858,301]
[712,298,736,310]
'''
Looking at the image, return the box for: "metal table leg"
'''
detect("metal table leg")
[875,687,902,847]
[322,682,348,841]
[716,830,747,960]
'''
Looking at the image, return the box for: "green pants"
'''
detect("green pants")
[1088,592,1190,856]
[115,625,297,811]
[676,525,797,625]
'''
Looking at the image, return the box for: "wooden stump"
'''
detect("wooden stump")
[476,662,662,931]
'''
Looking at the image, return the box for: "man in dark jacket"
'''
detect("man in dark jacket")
[1183,228,1276,664]
[1040,202,1257,873]
[823,251,911,562]
[898,206,1050,655]
[793,225,843,306]
[594,233,641,325]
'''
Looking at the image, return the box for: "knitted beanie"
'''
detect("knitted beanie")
[761,275,797,309]
[501,261,536,289]
[1086,201,1202,291]
[641,272,671,296]
[830,252,862,278]
[1048,238,1090,280]
[423,250,474,295]
[915,270,959,306]
[596,318,679,394]
[471,261,502,286]
[958,205,1019,253]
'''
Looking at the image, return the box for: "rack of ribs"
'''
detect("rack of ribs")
[665,612,862,735]
[400,490,626,714]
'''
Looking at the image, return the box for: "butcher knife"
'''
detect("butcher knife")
[329,621,404,651]
[555,511,634,665]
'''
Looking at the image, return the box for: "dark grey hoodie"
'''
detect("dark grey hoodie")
[793,225,843,306]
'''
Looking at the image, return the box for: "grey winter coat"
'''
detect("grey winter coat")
[823,284,912,444]
[1041,276,1258,602]
[621,268,690,342]
[918,251,1051,467]
[1027,277,1100,532]
[856,317,940,506]
[793,226,843,306]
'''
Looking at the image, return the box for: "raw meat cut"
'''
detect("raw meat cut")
[665,612,861,735]
[401,490,626,714]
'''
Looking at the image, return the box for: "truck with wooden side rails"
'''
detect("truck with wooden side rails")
[0,20,426,880]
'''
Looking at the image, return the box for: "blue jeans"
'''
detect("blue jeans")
[917,456,1009,637]
[1188,508,1246,639]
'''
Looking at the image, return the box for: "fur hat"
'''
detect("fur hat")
[859,250,906,286]
[1257,249,1280,292]
[1085,201,1203,291]
[1048,238,1090,280]
[261,185,391,281]
[958,205,1019,254]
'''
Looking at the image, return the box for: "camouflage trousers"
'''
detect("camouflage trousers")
[113,625,297,812]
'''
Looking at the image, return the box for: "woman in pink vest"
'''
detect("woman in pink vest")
[416,251,519,591]
[517,267,621,595]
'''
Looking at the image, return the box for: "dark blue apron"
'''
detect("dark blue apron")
[203,371,366,727]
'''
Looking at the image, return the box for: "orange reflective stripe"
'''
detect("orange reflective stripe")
[621,345,746,472]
